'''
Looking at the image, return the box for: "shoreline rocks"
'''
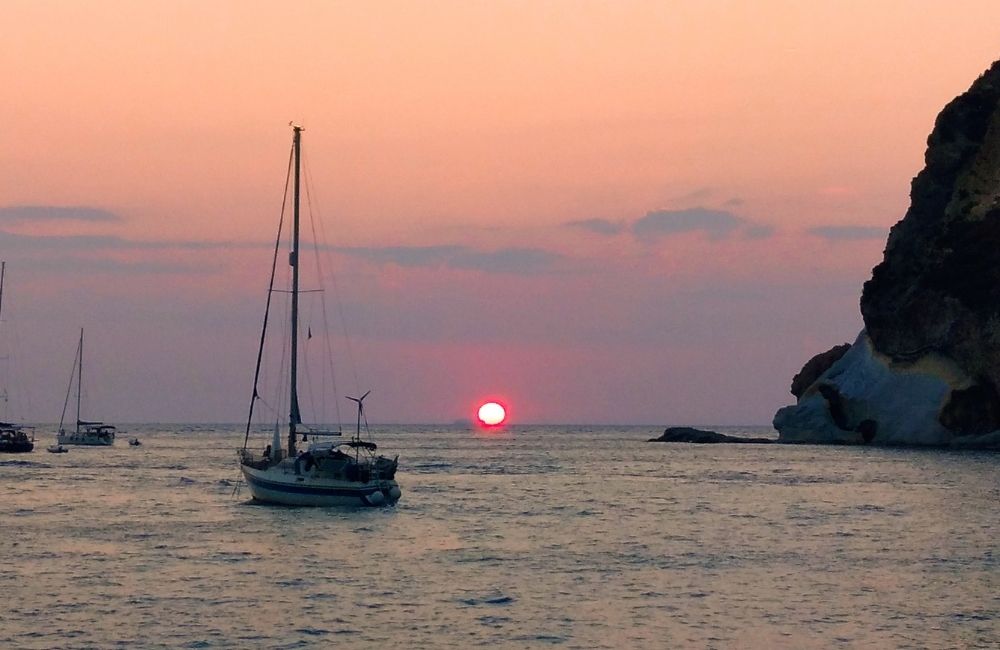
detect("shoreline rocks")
[774,331,965,446]
[774,59,1000,450]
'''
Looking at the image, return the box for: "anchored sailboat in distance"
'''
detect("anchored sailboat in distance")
[0,262,35,454]
[238,124,401,507]
[57,329,116,446]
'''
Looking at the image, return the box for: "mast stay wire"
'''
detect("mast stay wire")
[243,140,295,449]
[302,146,358,428]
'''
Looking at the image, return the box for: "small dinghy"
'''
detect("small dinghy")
[46,444,68,454]
[128,437,141,446]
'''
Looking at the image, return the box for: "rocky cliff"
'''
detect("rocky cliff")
[774,60,1000,449]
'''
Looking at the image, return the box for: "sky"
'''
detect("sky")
[1,1,999,426]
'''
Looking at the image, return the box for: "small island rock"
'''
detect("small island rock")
[649,427,774,444]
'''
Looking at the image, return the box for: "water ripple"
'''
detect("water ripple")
[1,424,996,649]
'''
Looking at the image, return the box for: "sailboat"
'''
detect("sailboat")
[238,124,401,507]
[0,262,35,454]
[56,329,116,446]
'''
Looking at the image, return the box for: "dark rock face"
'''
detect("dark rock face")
[861,60,1000,386]
[816,384,849,430]
[814,384,880,443]
[790,344,851,398]
[649,427,774,444]
[857,420,878,443]
[775,59,1000,449]
[939,383,1000,434]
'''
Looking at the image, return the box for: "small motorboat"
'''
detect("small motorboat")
[128,437,141,446]
[0,423,34,454]
[46,444,68,454]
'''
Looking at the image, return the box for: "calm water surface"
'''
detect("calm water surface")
[1,425,997,649]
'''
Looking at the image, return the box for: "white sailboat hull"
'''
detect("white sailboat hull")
[240,462,401,507]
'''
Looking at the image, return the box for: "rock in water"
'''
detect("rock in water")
[774,332,968,445]
[775,60,1000,449]
[649,427,773,444]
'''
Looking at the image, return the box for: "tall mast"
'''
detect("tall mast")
[288,124,304,456]
[0,263,5,418]
[0,261,5,323]
[76,328,83,434]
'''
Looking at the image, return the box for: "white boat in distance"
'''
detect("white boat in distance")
[57,329,116,446]
[238,125,401,507]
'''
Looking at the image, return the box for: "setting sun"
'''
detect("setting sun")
[477,401,507,427]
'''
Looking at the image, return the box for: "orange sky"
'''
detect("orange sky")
[1,2,999,424]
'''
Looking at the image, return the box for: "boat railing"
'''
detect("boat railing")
[238,447,280,469]
[303,429,342,437]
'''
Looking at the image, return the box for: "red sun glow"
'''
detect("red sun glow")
[477,401,506,427]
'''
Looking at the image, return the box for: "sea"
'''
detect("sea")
[1,424,997,649]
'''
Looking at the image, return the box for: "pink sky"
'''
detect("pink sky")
[1,2,999,425]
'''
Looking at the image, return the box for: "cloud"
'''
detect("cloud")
[743,224,776,239]
[0,205,123,223]
[563,218,627,236]
[335,245,461,268]
[0,229,563,276]
[632,208,746,239]
[0,229,265,252]
[27,256,224,275]
[448,247,561,274]
[565,207,775,242]
[808,225,886,241]
[338,245,562,275]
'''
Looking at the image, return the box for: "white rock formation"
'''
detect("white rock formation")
[774,331,973,446]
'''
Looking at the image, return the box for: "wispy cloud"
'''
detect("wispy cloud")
[632,207,772,240]
[338,245,562,275]
[28,256,225,275]
[0,229,266,252]
[0,230,563,276]
[565,207,774,242]
[743,224,776,239]
[808,225,886,241]
[563,218,627,236]
[334,245,461,268]
[665,189,744,209]
[448,247,561,274]
[0,205,123,223]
